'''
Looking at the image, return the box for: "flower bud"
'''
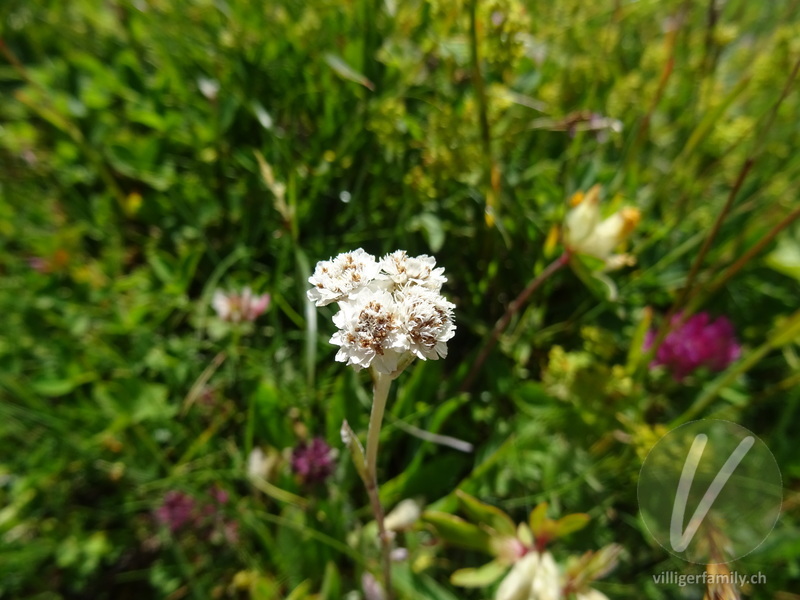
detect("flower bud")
[384,499,422,532]
[563,186,640,268]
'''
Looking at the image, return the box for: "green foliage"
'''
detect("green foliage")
[1,0,800,597]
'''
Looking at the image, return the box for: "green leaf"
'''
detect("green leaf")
[285,580,312,600]
[626,307,653,374]
[517,522,533,547]
[254,380,293,447]
[393,563,462,600]
[323,53,374,90]
[219,95,240,133]
[567,544,623,589]
[553,513,591,538]
[319,561,341,600]
[678,75,751,161]
[250,575,280,600]
[341,419,369,484]
[146,249,174,284]
[94,381,175,425]
[450,560,508,588]
[529,502,548,537]
[409,213,446,252]
[456,490,516,537]
[568,255,616,301]
[422,511,492,552]
[766,235,800,282]
[250,100,274,130]
[130,383,174,423]
[32,379,78,397]
[770,310,800,348]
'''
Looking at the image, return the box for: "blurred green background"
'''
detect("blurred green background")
[1,0,800,598]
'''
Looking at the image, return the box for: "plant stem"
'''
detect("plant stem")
[365,371,393,600]
[685,204,800,312]
[645,57,800,370]
[673,308,800,426]
[672,342,768,427]
[366,372,391,485]
[469,0,499,227]
[460,253,570,392]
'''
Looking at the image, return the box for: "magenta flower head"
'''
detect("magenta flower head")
[646,312,741,380]
[291,437,335,484]
[155,487,238,543]
[155,491,197,533]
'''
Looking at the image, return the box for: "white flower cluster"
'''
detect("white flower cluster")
[496,551,560,600]
[307,249,455,376]
[496,551,609,600]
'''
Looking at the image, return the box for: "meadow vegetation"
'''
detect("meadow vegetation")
[1,0,800,598]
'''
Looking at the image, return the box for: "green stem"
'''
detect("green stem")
[647,56,800,370]
[469,0,498,226]
[366,372,392,478]
[673,308,800,426]
[365,370,393,600]
[641,156,754,376]
[685,204,800,313]
[671,344,769,427]
[364,371,394,600]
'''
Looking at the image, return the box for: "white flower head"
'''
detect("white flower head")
[329,287,409,374]
[575,590,609,600]
[212,290,232,320]
[307,248,381,306]
[496,552,540,600]
[495,551,561,600]
[572,208,640,261]
[246,447,268,481]
[530,551,561,600]
[397,285,456,361]
[379,250,447,292]
[310,248,455,375]
[563,186,601,246]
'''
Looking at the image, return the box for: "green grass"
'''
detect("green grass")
[1,0,800,598]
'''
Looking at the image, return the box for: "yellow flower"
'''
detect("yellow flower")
[563,185,640,269]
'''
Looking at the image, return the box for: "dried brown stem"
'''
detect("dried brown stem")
[460,253,569,393]
[688,204,800,310]
[646,55,800,366]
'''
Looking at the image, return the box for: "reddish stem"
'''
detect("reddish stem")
[460,253,570,393]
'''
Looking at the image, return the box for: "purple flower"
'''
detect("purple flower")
[199,486,229,520]
[155,491,196,533]
[209,485,229,505]
[362,572,386,600]
[27,256,49,273]
[291,438,335,484]
[646,312,741,380]
[155,486,237,540]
